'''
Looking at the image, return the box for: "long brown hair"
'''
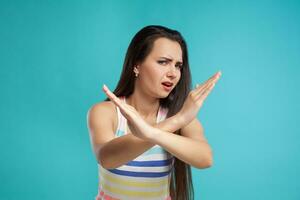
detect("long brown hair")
[105,25,194,200]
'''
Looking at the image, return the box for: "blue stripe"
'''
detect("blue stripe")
[115,129,168,156]
[115,129,125,137]
[125,158,174,167]
[141,146,166,156]
[108,168,172,178]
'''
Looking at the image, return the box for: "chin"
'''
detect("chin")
[158,92,172,99]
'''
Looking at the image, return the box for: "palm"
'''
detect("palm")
[102,85,155,140]
[179,71,221,124]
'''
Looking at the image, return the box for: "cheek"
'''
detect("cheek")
[148,66,163,80]
[141,67,161,86]
[176,71,182,82]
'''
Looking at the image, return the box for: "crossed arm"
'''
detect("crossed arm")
[149,117,213,169]
[88,106,213,170]
[88,72,220,170]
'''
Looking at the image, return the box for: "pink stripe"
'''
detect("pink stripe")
[96,189,171,200]
[95,189,120,200]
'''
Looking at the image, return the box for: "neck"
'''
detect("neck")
[126,91,160,120]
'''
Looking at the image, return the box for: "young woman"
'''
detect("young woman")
[87,25,221,200]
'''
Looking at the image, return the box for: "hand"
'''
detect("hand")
[102,84,157,140]
[178,71,222,125]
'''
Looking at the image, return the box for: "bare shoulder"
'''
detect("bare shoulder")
[87,101,118,154]
[87,101,116,121]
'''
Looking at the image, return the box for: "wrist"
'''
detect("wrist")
[146,127,161,143]
[174,111,187,128]
[135,135,155,146]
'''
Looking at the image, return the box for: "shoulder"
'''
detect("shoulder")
[88,100,116,115]
[87,100,118,133]
[87,100,119,159]
[87,100,116,119]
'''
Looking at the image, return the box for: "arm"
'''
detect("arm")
[99,114,185,169]
[147,118,213,169]
[99,71,220,169]
[87,102,186,169]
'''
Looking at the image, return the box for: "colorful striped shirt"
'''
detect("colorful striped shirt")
[95,96,174,200]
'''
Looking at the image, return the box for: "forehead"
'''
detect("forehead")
[149,37,183,62]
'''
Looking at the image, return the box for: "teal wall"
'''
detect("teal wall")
[1,0,299,199]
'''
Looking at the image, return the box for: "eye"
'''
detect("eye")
[157,60,168,65]
[175,63,183,69]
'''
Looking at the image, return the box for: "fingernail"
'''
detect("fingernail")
[103,84,107,90]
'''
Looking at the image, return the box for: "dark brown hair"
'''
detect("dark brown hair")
[105,25,194,200]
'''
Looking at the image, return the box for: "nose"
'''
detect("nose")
[166,64,177,77]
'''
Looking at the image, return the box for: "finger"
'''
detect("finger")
[195,71,221,91]
[194,75,219,97]
[201,71,220,86]
[102,85,133,120]
[102,84,123,108]
[197,82,215,101]
[194,81,214,100]
[202,71,221,86]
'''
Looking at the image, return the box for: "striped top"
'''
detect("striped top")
[95,96,174,200]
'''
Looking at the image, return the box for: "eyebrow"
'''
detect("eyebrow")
[159,56,183,64]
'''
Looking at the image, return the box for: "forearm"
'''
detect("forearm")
[148,130,213,169]
[99,114,185,169]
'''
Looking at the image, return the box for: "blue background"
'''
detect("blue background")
[1,0,299,199]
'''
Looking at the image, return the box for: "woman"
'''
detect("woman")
[87,25,221,200]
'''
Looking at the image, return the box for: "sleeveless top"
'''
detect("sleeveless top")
[95,96,174,200]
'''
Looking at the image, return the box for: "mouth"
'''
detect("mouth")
[161,82,174,91]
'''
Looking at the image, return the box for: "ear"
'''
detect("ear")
[133,65,140,73]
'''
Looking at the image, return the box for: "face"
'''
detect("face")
[134,37,183,98]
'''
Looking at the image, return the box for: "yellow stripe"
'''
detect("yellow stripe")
[101,181,168,198]
[99,167,169,188]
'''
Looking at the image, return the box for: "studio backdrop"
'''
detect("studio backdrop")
[0,0,299,199]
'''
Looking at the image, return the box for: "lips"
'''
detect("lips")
[161,82,174,87]
[161,81,174,92]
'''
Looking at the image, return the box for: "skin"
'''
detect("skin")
[127,37,182,121]
[88,37,221,169]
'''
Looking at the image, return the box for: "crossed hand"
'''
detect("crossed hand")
[102,71,221,139]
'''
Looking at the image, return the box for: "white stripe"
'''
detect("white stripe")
[116,164,173,173]
[99,165,170,182]
[99,173,169,192]
[133,153,172,161]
